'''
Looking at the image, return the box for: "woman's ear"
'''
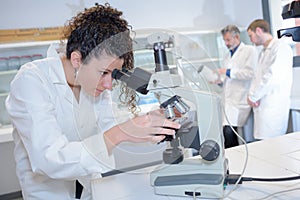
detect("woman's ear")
[70,51,82,69]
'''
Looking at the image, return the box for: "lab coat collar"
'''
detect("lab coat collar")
[230,42,241,57]
[264,38,276,50]
[47,43,68,85]
[47,43,76,105]
[231,42,245,59]
[48,57,67,85]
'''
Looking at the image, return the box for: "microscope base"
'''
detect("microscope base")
[150,157,228,199]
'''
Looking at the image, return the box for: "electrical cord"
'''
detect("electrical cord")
[225,174,300,184]
[220,102,249,199]
[225,174,300,200]
[243,175,300,182]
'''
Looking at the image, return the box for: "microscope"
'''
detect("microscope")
[278,0,300,42]
[112,32,228,198]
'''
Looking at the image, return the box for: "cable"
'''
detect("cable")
[225,174,300,200]
[221,102,249,199]
[225,174,300,199]
[242,175,300,183]
[225,174,300,184]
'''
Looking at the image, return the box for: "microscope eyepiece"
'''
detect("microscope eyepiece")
[112,68,126,80]
[111,67,151,95]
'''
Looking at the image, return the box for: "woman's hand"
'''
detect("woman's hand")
[104,109,181,153]
[118,109,181,143]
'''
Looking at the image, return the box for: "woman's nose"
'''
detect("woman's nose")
[102,74,113,90]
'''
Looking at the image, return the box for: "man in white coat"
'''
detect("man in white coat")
[217,25,257,148]
[247,19,293,139]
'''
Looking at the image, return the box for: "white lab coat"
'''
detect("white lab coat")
[222,42,257,126]
[5,45,117,200]
[248,39,293,139]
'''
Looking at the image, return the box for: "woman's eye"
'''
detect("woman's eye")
[99,71,109,76]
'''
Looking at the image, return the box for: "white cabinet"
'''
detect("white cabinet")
[0,41,56,126]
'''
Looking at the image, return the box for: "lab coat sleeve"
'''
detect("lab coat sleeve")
[248,43,292,102]
[6,67,114,180]
[230,46,257,80]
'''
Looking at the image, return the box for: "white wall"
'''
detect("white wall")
[0,0,263,31]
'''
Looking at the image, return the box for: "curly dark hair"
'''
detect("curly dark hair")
[61,3,138,114]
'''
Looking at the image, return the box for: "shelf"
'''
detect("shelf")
[0,69,18,75]
[0,40,59,50]
[0,27,63,44]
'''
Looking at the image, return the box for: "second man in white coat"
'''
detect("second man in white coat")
[247,19,293,140]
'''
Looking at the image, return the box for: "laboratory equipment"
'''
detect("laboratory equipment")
[112,32,228,198]
[278,0,300,41]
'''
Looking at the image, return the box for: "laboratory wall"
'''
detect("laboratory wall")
[0,0,263,31]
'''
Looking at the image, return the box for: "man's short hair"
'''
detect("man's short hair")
[221,25,240,36]
[247,19,270,33]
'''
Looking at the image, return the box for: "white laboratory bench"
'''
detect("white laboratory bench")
[92,132,300,200]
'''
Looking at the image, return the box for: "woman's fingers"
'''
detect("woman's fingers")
[151,127,176,135]
[150,135,166,144]
[161,119,181,129]
[117,108,181,143]
[147,109,164,116]
[147,110,181,129]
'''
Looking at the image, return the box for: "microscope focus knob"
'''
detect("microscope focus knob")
[199,140,220,162]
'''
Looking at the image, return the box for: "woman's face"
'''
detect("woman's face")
[77,53,124,97]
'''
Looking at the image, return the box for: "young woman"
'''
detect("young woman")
[5,4,180,199]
